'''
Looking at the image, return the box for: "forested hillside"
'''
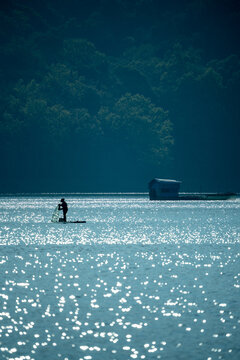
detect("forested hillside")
[1,0,239,192]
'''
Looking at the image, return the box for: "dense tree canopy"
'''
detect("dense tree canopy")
[0,0,239,192]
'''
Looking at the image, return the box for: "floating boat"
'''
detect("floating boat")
[149,179,236,200]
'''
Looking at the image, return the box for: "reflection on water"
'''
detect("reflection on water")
[0,196,240,359]
[1,196,240,246]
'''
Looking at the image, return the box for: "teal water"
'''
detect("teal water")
[0,195,240,359]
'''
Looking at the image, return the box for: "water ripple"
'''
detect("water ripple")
[0,196,240,359]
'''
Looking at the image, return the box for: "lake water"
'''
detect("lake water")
[0,194,240,360]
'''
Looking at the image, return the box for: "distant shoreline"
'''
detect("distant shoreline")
[0,192,239,198]
[0,192,149,197]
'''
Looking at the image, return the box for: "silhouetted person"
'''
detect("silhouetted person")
[58,198,68,222]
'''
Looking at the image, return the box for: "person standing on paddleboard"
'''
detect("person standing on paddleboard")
[58,198,68,222]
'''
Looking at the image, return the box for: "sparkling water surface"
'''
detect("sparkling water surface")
[0,195,240,360]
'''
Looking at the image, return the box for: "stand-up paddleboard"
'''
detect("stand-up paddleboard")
[51,206,86,223]
[58,219,86,224]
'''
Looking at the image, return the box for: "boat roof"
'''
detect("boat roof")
[151,178,181,184]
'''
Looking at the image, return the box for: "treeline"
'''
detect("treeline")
[0,0,240,191]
